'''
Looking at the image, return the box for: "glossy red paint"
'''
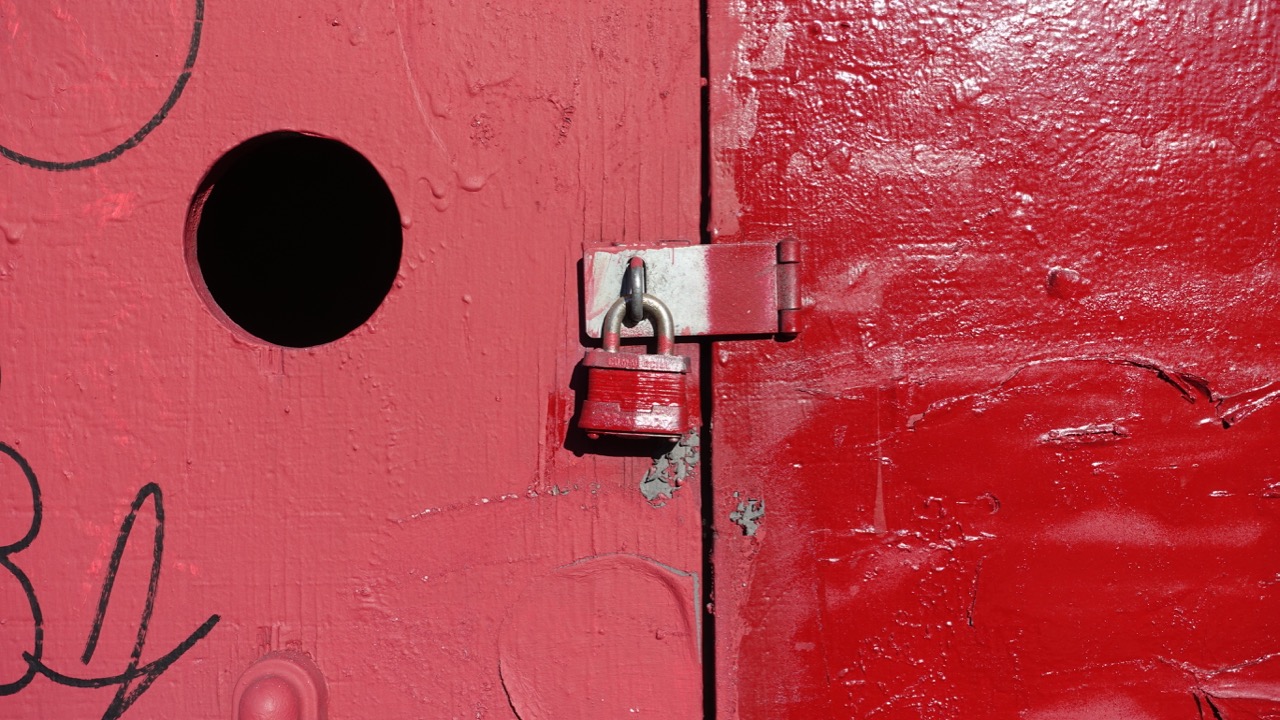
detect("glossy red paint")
[580,347,694,440]
[710,0,1280,718]
[0,0,702,717]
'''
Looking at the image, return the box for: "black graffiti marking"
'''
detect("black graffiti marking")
[0,443,220,719]
[0,0,205,172]
[0,444,42,696]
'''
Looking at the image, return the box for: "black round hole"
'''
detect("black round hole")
[188,132,402,348]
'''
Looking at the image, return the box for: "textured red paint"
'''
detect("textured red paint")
[0,0,702,717]
[0,0,193,164]
[499,555,702,718]
[710,0,1280,718]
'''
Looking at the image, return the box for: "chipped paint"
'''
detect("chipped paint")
[728,495,764,536]
[640,430,700,506]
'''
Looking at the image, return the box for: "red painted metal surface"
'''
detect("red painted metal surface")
[0,1,703,717]
[580,349,693,439]
[710,0,1280,718]
[232,651,327,720]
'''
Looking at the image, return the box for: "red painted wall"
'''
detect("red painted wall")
[710,0,1280,717]
[1,1,704,717]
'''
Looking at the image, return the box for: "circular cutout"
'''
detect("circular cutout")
[188,132,402,348]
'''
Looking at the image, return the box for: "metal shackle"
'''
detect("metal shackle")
[601,294,675,355]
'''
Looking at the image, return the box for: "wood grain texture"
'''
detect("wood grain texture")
[0,0,702,716]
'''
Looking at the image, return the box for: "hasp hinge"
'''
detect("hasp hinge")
[582,239,802,339]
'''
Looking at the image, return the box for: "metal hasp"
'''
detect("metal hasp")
[579,294,694,440]
[582,240,802,339]
[623,256,648,325]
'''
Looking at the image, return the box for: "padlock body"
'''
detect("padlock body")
[579,349,692,439]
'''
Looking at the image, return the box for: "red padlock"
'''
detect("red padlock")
[579,294,692,439]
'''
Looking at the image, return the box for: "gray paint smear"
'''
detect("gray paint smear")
[730,497,765,536]
[640,430,700,506]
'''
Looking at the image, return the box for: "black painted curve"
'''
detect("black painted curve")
[0,0,205,172]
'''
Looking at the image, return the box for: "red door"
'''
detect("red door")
[8,1,1279,718]
[709,0,1280,718]
[1,1,704,717]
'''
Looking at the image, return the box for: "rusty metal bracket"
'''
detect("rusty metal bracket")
[582,240,802,338]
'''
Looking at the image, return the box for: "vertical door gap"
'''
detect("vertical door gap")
[697,0,717,715]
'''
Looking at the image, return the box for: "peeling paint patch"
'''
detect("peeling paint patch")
[729,495,765,536]
[1218,379,1280,427]
[640,430,700,506]
[402,492,527,522]
[1038,422,1130,446]
[906,356,1214,429]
